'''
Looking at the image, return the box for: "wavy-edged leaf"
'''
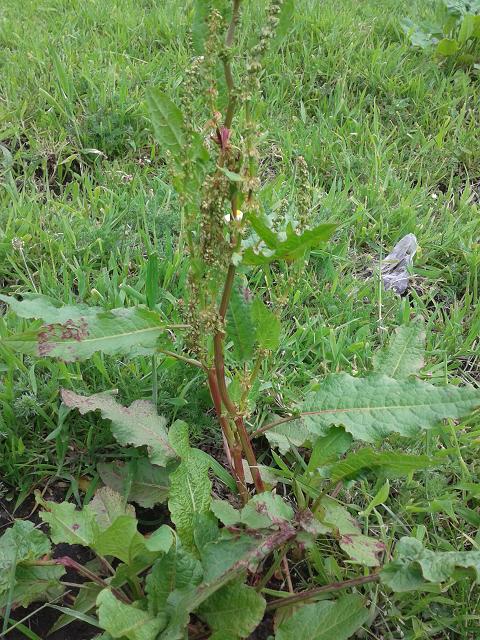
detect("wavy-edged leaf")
[0,520,52,597]
[2,303,167,361]
[382,537,480,592]
[0,293,99,323]
[198,580,266,638]
[160,527,296,640]
[226,285,256,362]
[400,18,437,48]
[146,544,203,619]
[243,219,336,265]
[212,493,294,530]
[89,487,135,529]
[97,589,164,640]
[98,459,170,508]
[251,298,281,351]
[147,89,185,161]
[0,565,65,610]
[326,448,435,482]
[373,319,425,378]
[301,373,480,442]
[269,374,480,447]
[264,414,311,454]
[275,594,369,640]
[61,390,177,466]
[315,496,385,567]
[94,515,146,565]
[38,497,98,546]
[168,421,212,552]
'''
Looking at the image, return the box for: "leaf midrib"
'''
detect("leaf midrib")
[47,325,163,347]
[303,397,477,417]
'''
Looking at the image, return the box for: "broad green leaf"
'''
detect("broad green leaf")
[339,532,385,567]
[0,564,65,610]
[38,498,98,546]
[325,448,435,482]
[160,527,296,640]
[242,459,279,487]
[265,414,311,454]
[89,487,136,529]
[0,520,50,568]
[212,493,294,530]
[305,427,353,474]
[2,303,167,361]
[97,589,164,640]
[251,298,281,351]
[381,537,480,592]
[193,513,220,552]
[316,496,359,535]
[94,516,145,565]
[0,520,52,596]
[201,534,259,581]
[211,500,239,527]
[143,525,175,554]
[436,37,459,55]
[168,419,191,456]
[98,459,170,508]
[300,373,480,443]
[168,424,212,552]
[145,544,203,620]
[275,594,369,640]
[400,18,437,48]
[0,293,99,323]
[61,390,177,466]
[242,493,294,528]
[198,581,266,638]
[243,220,336,265]
[147,89,185,161]
[315,496,385,567]
[372,319,425,379]
[226,284,256,362]
[268,374,480,450]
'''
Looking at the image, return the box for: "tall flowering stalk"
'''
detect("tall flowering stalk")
[146,0,330,502]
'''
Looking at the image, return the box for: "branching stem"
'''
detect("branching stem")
[266,573,380,611]
[28,557,131,604]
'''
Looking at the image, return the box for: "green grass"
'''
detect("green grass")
[1,0,480,637]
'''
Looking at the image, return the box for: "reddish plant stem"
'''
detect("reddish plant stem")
[266,573,380,611]
[251,413,299,438]
[223,0,242,129]
[213,287,264,493]
[213,262,264,491]
[282,554,294,593]
[208,368,249,502]
[234,416,265,493]
[231,442,248,500]
[30,557,131,604]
